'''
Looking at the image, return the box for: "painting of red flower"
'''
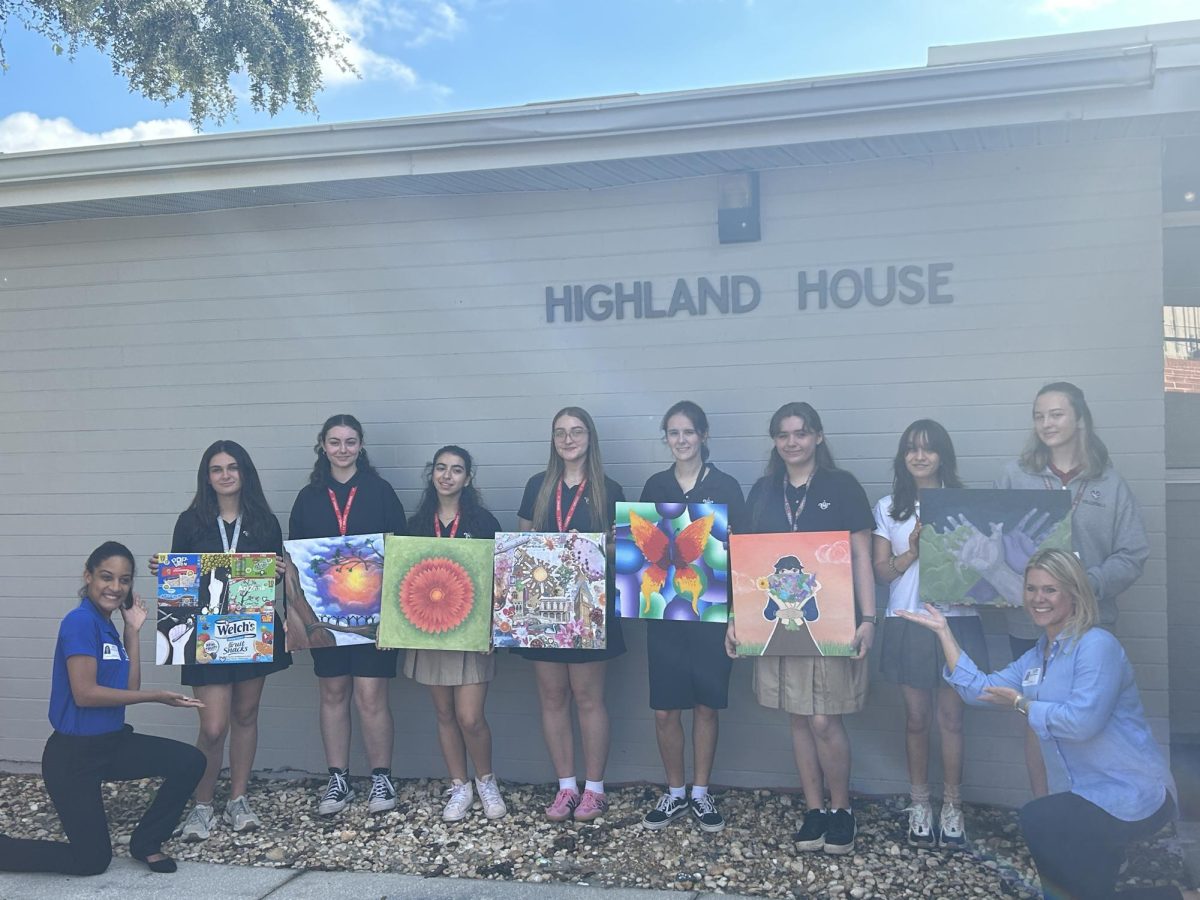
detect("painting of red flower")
[399,557,475,634]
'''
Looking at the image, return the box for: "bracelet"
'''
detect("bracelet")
[888,555,901,576]
[860,614,878,625]
[1014,695,1031,716]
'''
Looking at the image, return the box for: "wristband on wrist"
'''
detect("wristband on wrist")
[888,555,901,576]
[860,614,878,625]
[1014,695,1031,716]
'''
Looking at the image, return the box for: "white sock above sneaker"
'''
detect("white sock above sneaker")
[691,785,709,800]
[559,777,579,793]
[584,780,605,794]
[668,785,686,800]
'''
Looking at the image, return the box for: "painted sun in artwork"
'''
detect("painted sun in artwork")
[399,558,475,634]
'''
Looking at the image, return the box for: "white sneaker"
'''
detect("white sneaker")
[179,803,215,842]
[442,779,474,822]
[475,774,507,820]
[905,801,936,849]
[223,795,261,832]
[939,802,967,849]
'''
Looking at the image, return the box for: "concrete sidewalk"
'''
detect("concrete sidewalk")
[0,859,754,900]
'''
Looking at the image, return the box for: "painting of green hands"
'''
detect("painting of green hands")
[918,488,1072,608]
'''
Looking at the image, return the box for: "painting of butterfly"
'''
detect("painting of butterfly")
[614,502,730,623]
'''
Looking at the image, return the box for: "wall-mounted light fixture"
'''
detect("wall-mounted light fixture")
[717,172,760,244]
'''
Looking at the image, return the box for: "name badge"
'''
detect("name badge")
[1022,667,1042,688]
[102,643,121,660]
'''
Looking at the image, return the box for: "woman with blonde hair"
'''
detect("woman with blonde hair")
[900,549,1188,900]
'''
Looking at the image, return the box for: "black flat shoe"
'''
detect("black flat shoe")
[133,852,178,873]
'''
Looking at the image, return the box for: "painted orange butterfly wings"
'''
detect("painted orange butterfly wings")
[628,510,715,615]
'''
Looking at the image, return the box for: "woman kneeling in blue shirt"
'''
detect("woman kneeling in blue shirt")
[900,548,1193,900]
[0,542,205,875]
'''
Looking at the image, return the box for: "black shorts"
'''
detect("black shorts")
[310,643,399,679]
[880,616,990,691]
[646,619,733,711]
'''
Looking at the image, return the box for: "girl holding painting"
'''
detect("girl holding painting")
[516,406,625,822]
[637,400,744,834]
[872,420,986,850]
[288,414,407,817]
[152,440,291,842]
[983,382,1149,798]
[727,401,876,856]
[405,445,507,821]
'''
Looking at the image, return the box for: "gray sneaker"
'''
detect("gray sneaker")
[223,795,262,832]
[179,803,215,842]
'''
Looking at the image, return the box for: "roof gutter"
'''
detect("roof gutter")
[0,44,1158,209]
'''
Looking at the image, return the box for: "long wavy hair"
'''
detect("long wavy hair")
[412,445,486,526]
[661,400,711,463]
[308,414,380,485]
[1019,381,1110,479]
[888,419,962,522]
[186,440,276,540]
[530,407,612,532]
[1024,548,1097,644]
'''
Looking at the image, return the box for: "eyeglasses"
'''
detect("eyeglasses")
[553,427,588,442]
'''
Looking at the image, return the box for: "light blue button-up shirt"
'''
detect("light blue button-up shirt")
[947,628,1174,822]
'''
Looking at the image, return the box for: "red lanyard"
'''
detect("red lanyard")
[327,486,358,536]
[434,510,461,538]
[556,477,588,531]
[1041,475,1088,517]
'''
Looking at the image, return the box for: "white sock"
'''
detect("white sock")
[833,807,852,815]
[669,785,686,800]
[691,785,709,800]
[584,780,605,794]
[558,777,579,793]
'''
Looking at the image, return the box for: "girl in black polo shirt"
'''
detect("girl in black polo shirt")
[288,414,407,818]
[637,400,745,835]
[730,402,877,857]
[515,406,625,823]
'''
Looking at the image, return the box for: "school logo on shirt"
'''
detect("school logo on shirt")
[818,500,831,510]
[102,643,122,660]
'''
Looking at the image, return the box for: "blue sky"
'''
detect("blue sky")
[0,0,1195,152]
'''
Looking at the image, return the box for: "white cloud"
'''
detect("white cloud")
[0,112,195,153]
[317,0,465,87]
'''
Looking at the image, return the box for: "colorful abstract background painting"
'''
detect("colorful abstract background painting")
[283,534,385,649]
[614,501,729,622]
[919,488,1072,608]
[492,532,607,650]
[377,535,494,651]
[730,531,855,657]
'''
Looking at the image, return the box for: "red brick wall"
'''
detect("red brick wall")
[1166,358,1200,393]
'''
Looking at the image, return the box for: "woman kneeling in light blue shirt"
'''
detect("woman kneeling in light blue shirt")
[900,548,1191,900]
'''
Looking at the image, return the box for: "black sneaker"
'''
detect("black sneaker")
[690,794,725,833]
[792,808,828,851]
[318,767,354,816]
[823,808,857,855]
[642,793,689,830]
[367,770,397,814]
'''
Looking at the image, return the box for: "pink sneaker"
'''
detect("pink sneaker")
[545,788,580,822]
[574,789,609,822]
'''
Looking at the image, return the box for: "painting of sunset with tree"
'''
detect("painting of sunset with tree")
[283,534,386,649]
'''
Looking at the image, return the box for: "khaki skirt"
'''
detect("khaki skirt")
[403,649,496,687]
[753,654,868,716]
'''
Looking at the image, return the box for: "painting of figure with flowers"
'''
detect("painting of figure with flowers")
[492,532,607,650]
[283,534,385,650]
[729,531,855,657]
[377,535,494,651]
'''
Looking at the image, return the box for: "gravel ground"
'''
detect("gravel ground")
[0,773,1191,899]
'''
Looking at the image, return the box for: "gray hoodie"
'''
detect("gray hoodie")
[995,460,1149,639]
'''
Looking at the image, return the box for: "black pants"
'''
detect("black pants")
[0,725,204,875]
[1020,791,1181,900]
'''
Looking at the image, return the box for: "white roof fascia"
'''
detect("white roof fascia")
[0,44,1157,211]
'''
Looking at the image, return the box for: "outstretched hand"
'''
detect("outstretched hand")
[896,603,949,633]
[157,691,205,708]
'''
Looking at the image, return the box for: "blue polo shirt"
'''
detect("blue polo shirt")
[49,599,129,736]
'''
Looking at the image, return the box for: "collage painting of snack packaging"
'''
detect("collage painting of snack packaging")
[492,532,607,650]
[155,553,276,665]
